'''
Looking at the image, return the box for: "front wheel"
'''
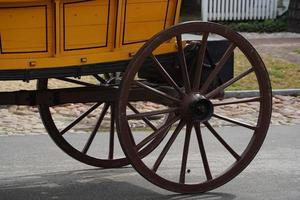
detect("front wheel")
[117,22,272,193]
[37,74,170,168]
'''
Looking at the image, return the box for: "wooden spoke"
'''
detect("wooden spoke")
[127,103,157,131]
[136,116,180,150]
[152,120,186,172]
[60,103,102,135]
[179,123,193,184]
[194,122,212,180]
[213,114,257,130]
[108,104,115,160]
[213,97,261,107]
[193,33,209,90]
[206,67,254,99]
[134,81,180,103]
[176,35,191,93]
[93,74,107,84]
[127,123,137,147]
[151,54,184,96]
[200,43,236,94]
[204,122,241,160]
[82,104,110,154]
[127,108,178,120]
[56,77,98,87]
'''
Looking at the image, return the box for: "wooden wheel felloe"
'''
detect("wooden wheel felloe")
[37,74,169,168]
[117,22,272,193]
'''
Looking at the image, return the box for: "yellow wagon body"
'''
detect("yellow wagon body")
[0,0,181,70]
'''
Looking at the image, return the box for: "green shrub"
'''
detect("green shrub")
[218,15,288,33]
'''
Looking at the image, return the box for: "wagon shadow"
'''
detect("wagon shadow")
[0,168,236,200]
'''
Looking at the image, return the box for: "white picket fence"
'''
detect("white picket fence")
[202,0,278,21]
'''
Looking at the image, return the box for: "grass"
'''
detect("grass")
[228,50,300,90]
[293,49,300,55]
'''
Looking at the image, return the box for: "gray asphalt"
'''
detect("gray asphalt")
[0,125,299,200]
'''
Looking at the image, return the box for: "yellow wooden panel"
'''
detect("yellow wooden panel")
[123,0,169,44]
[0,0,182,70]
[0,5,48,53]
[64,0,109,50]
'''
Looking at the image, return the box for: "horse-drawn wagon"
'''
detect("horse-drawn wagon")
[0,0,272,193]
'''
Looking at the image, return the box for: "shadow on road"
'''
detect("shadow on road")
[0,168,236,200]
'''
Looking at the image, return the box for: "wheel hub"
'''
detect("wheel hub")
[180,94,214,122]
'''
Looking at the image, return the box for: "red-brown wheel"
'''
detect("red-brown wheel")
[37,74,169,168]
[117,22,272,193]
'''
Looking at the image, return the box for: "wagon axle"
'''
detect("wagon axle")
[0,87,117,106]
[180,93,214,122]
[0,85,175,107]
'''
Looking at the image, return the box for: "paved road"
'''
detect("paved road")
[0,125,299,200]
[248,37,300,65]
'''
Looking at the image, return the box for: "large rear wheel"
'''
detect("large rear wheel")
[117,22,272,193]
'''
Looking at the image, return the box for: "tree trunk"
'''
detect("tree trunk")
[288,0,300,33]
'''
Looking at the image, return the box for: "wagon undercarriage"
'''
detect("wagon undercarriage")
[0,83,177,106]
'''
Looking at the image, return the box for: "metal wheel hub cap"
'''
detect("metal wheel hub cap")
[180,93,214,122]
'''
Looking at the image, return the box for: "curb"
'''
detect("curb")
[224,89,300,98]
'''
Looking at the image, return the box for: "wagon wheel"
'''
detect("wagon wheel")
[117,22,272,193]
[37,74,169,168]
